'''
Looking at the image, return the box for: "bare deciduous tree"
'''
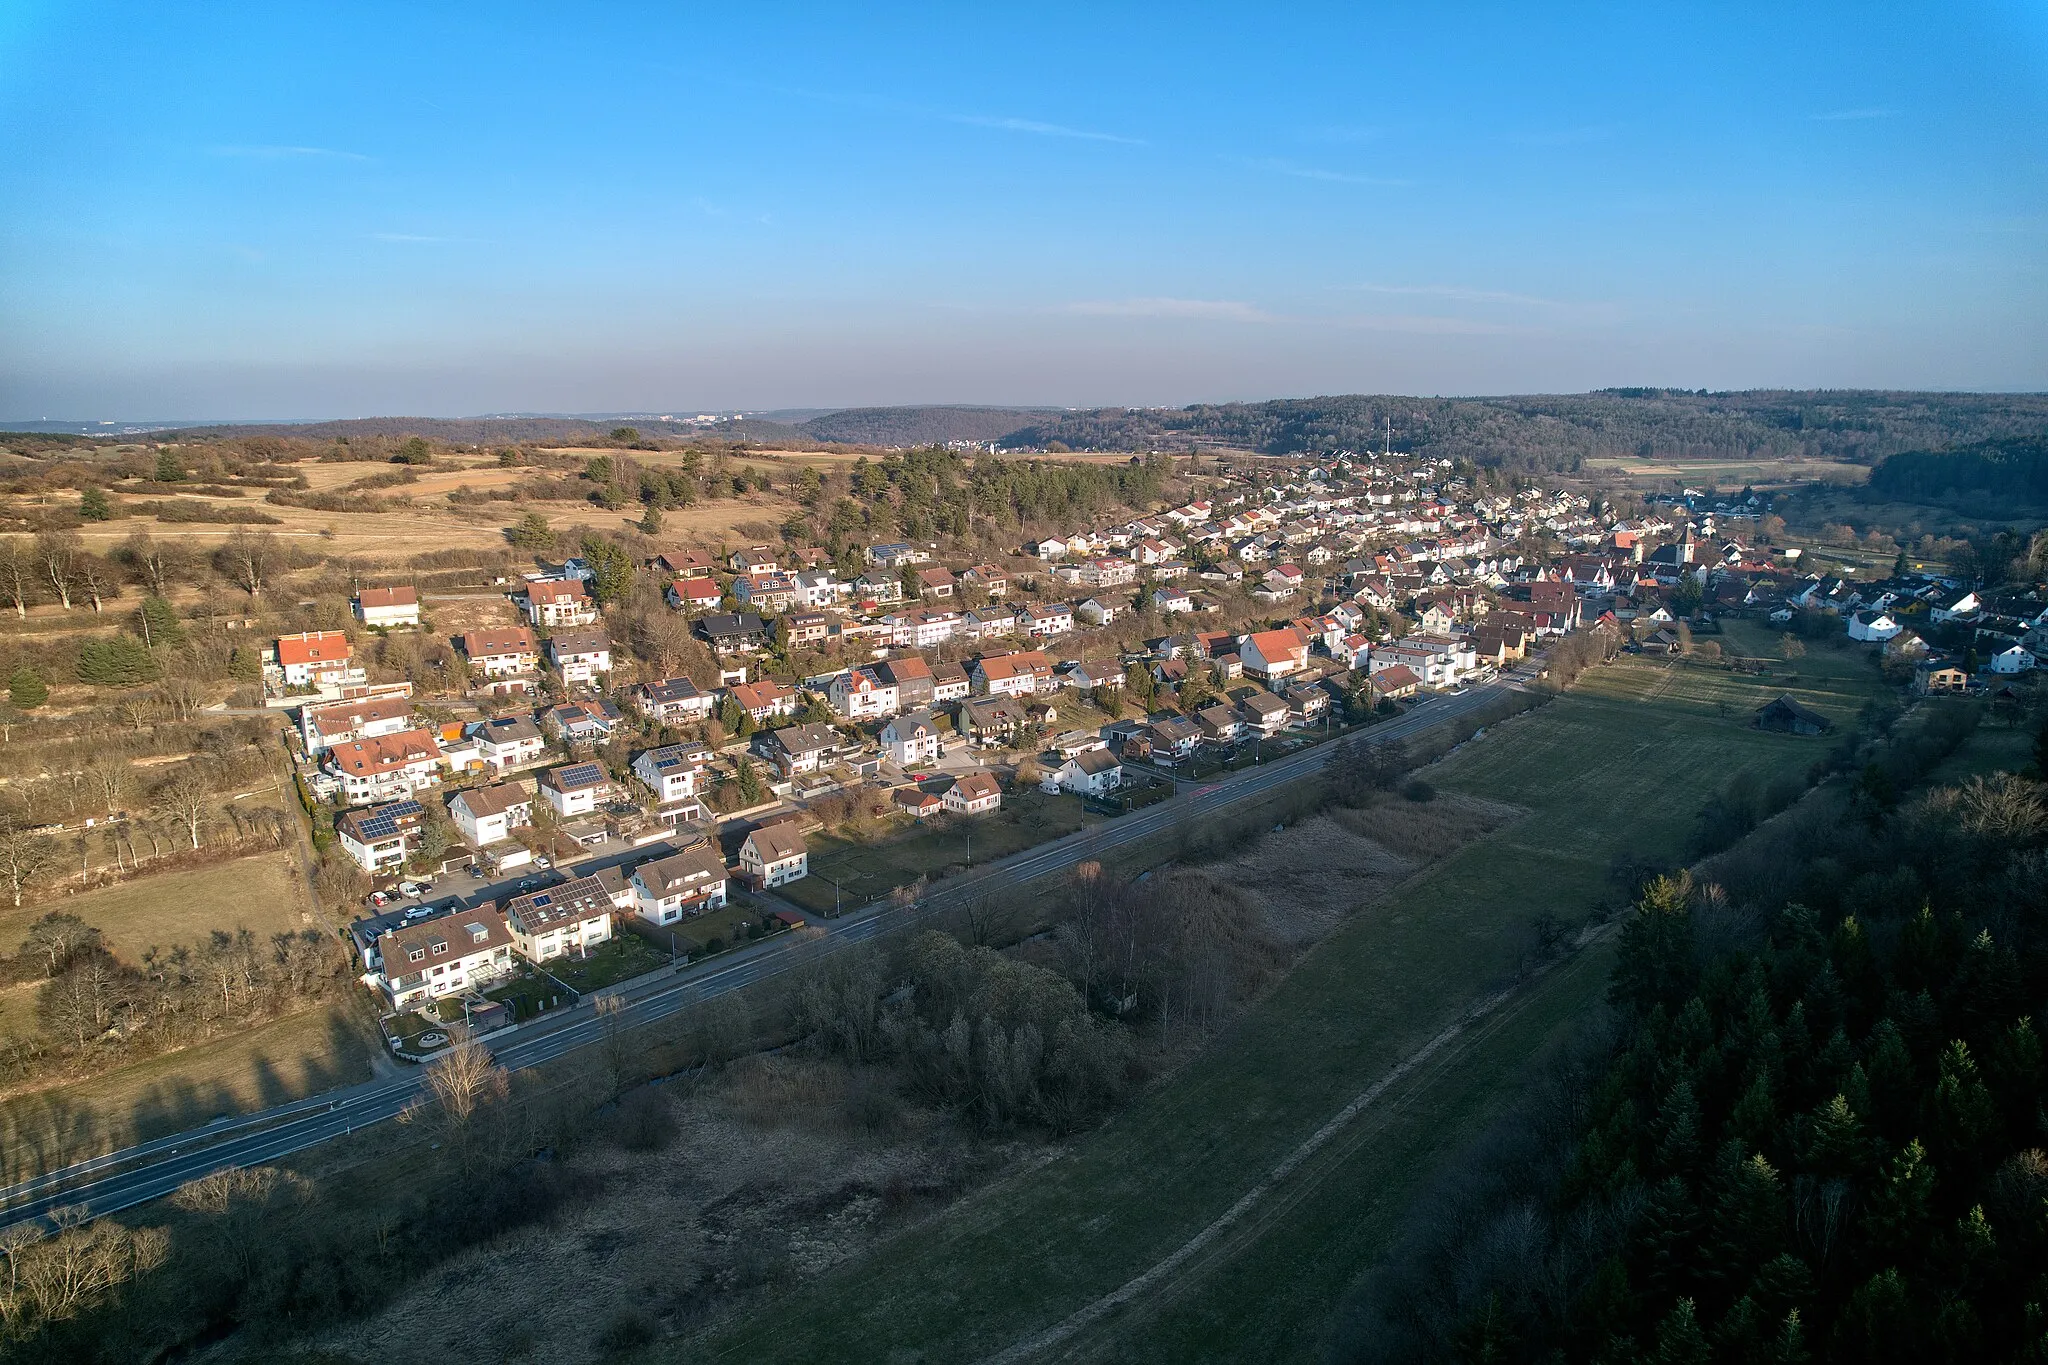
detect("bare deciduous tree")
[0,1210,169,1334]
[0,821,59,909]
[33,532,80,611]
[0,537,34,617]
[152,767,213,850]
[423,1038,510,1135]
[220,529,277,597]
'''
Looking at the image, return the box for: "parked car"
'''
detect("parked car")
[398,881,427,897]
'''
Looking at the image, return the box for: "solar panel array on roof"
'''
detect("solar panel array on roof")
[356,800,423,840]
[556,762,605,787]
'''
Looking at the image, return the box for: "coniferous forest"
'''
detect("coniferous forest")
[1338,720,2048,1365]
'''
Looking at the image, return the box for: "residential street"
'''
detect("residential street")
[0,681,1514,1232]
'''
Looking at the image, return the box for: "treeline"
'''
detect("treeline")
[1334,726,2048,1364]
[0,911,349,1089]
[1001,392,2048,472]
[1867,436,2048,506]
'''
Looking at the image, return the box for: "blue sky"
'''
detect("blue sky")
[2,1,2045,418]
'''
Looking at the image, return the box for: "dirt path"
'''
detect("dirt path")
[974,920,1619,1365]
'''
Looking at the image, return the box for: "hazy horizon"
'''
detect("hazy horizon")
[4,2,2045,419]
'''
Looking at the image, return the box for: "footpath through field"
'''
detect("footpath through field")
[686,646,1886,1365]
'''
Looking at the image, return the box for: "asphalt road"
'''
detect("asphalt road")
[0,681,1516,1231]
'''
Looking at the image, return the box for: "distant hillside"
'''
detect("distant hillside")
[1868,435,2048,505]
[798,405,1063,446]
[114,391,2048,472]
[1003,390,2048,471]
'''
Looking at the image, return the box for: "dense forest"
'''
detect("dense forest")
[1866,437,2048,507]
[1003,392,2048,470]
[1337,710,2048,1365]
[799,405,1062,446]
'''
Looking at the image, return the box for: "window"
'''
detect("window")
[408,948,425,963]
[431,941,447,956]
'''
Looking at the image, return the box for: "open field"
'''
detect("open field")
[1928,713,2037,783]
[42,479,808,566]
[0,850,315,959]
[1582,456,1867,487]
[684,645,1889,1365]
[0,999,378,1180]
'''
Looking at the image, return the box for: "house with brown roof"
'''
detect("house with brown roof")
[631,841,730,924]
[326,728,444,805]
[354,585,421,628]
[1240,627,1310,683]
[728,678,798,724]
[667,575,725,613]
[300,694,414,755]
[875,656,935,709]
[972,649,1054,697]
[894,787,943,819]
[336,799,426,873]
[521,577,598,627]
[449,782,533,849]
[943,770,1003,815]
[276,630,362,689]
[373,910,515,1009]
[738,823,808,889]
[962,565,1009,598]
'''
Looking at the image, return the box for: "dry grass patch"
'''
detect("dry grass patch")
[1201,797,1522,949]
[315,1056,1020,1365]
[0,849,314,956]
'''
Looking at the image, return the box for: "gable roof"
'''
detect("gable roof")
[462,627,539,658]
[453,782,531,820]
[356,586,418,609]
[277,630,352,666]
[744,823,806,864]
[634,841,728,894]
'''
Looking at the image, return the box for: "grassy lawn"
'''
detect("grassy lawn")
[785,791,1102,914]
[482,972,569,1023]
[683,646,1890,1365]
[544,935,668,993]
[1927,712,2038,784]
[0,1000,378,1180]
[0,851,314,961]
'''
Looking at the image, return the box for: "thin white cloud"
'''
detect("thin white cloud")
[1244,158,1410,187]
[1063,298,1277,323]
[210,144,372,161]
[1338,314,1521,335]
[1350,283,1564,307]
[1811,107,1891,121]
[949,114,1144,145]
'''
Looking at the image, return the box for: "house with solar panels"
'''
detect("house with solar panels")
[503,875,614,964]
[468,714,547,773]
[537,761,612,819]
[630,841,730,925]
[371,910,515,1009]
[335,799,425,873]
